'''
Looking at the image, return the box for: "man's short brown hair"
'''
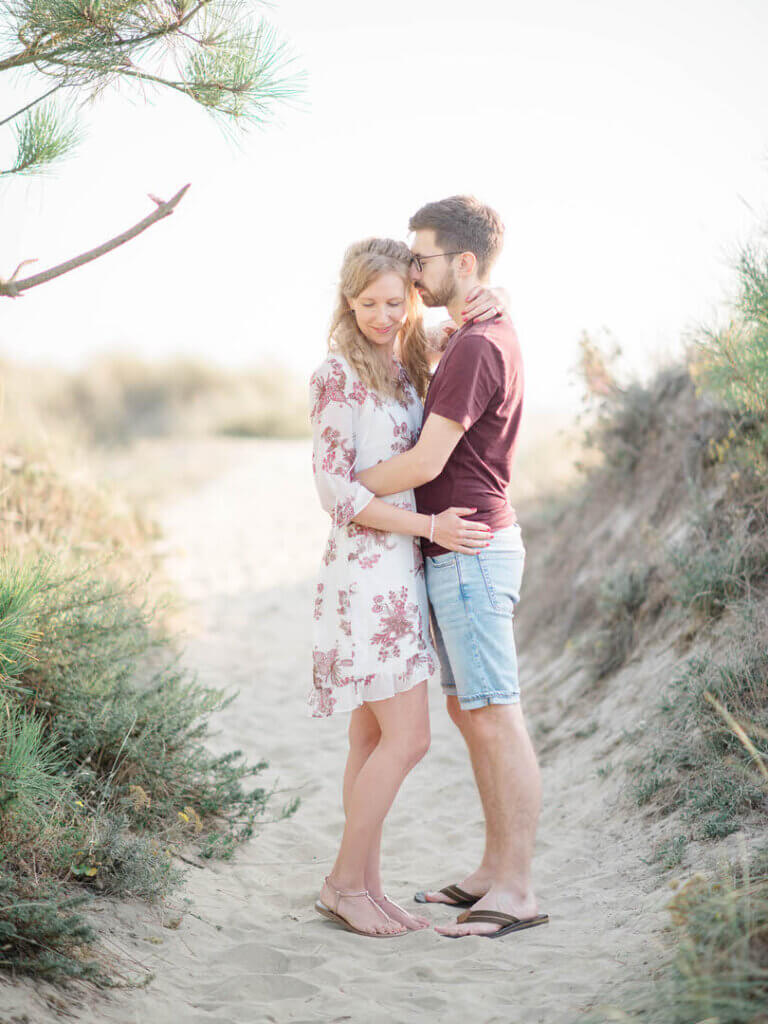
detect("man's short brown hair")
[409,195,504,279]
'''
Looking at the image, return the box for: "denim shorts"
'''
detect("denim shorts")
[425,525,525,710]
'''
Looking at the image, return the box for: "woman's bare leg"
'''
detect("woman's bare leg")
[320,682,430,935]
[340,708,429,930]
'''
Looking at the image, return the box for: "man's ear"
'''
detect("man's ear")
[457,251,477,277]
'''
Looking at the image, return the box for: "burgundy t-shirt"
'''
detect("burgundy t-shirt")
[416,313,524,557]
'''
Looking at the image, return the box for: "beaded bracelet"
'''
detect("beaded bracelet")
[429,514,435,543]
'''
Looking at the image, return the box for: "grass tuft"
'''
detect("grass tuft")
[628,642,768,840]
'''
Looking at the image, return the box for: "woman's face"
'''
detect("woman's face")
[348,271,407,349]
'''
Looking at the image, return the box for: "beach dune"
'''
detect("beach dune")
[2,438,664,1023]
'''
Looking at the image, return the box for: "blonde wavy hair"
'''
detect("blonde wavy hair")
[328,238,432,401]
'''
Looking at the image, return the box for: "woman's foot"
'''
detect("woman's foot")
[372,894,430,930]
[319,878,407,936]
[420,869,492,905]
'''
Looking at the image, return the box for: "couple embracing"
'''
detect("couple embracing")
[309,196,547,940]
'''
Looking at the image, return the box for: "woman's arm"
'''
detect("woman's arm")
[352,497,491,554]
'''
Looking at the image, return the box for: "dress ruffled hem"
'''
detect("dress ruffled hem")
[308,663,433,719]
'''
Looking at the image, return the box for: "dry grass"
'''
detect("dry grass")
[1,354,309,450]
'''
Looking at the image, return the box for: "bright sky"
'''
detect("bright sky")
[1,0,766,413]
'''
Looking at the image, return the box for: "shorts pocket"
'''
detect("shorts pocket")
[477,551,524,616]
[428,552,458,569]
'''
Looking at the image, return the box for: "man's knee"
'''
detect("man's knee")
[463,701,527,742]
[446,694,466,730]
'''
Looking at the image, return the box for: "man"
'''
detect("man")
[355,195,547,938]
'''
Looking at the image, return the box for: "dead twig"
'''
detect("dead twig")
[0,183,190,298]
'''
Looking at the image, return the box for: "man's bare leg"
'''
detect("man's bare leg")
[419,695,495,904]
[433,700,542,935]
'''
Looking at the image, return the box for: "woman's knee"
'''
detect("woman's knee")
[349,711,381,755]
[411,724,431,764]
[399,724,431,767]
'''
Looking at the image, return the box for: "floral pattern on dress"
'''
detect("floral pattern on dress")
[313,583,324,621]
[321,426,356,477]
[350,379,383,410]
[347,521,398,570]
[309,353,438,718]
[371,587,421,662]
[310,360,351,420]
[337,588,352,637]
[313,645,355,688]
[390,416,420,455]
[323,536,337,566]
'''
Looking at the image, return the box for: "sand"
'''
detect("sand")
[1,439,669,1024]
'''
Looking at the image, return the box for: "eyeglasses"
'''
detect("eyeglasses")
[410,251,464,273]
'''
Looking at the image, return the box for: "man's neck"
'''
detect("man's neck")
[446,279,482,327]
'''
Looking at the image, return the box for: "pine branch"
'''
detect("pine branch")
[0,0,216,73]
[0,101,81,174]
[0,81,63,127]
[0,183,190,298]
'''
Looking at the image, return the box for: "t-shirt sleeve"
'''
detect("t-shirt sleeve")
[309,360,374,528]
[427,332,503,431]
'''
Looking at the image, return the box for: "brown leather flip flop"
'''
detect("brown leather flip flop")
[414,883,482,907]
[447,908,550,938]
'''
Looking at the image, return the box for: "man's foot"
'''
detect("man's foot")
[435,885,540,937]
[318,878,406,937]
[372,894,430,930]
[417,869,492,905]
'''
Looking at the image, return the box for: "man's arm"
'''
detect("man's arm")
[356,413,464,497]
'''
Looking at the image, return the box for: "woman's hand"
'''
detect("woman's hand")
[432,507,492,554]
[461,285,511,324]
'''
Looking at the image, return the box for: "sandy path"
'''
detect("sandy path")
[3,439,664,1024]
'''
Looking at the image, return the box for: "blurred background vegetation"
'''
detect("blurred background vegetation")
[522,219,768,1024]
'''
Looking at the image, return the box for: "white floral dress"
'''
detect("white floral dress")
[309,353,437,718]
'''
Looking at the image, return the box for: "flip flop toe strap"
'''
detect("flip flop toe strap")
[440,884,478,904]
[457,909,522,926]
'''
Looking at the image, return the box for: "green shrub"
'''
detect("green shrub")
[691,233,768,480]
[629,645,768,839]
[0,557,298,979]
[588,564,651,678]
[576,333,690,475]
[591,852,768,1023]
[669,511,768,619]
[0,871,101,982]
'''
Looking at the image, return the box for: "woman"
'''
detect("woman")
[310,238,504,938]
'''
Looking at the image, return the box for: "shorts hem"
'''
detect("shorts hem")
[454,692,520,710]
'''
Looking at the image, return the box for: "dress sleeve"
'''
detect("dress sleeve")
[310,360,374,528]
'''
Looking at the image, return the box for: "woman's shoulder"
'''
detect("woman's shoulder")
[309,353,364,421]
[310,352,356,388]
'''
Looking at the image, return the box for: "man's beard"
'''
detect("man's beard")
[417,268,458,309]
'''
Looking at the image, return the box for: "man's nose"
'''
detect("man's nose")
[409,263,420,282]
